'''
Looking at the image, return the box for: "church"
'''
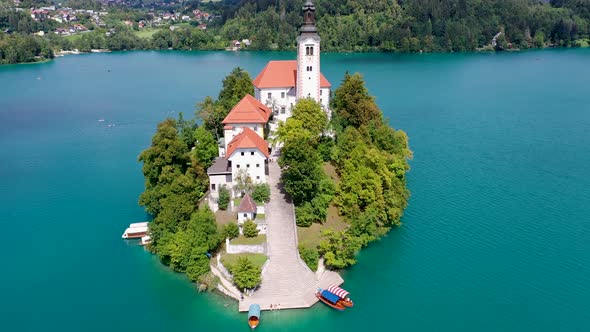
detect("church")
[207,0,330,211]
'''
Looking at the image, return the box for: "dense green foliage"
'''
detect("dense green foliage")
[0,32,54,64]
[229,257,262,290]
[242,220,260,238]
[220,0,590,51]
[137,67,265,284]
[221,222,240,240]
[138,112,220,281]
[284,73,411,270]
[217,185,230,210]
[196,67,254,139]
[298,244,319,271]
[251,183,271,204]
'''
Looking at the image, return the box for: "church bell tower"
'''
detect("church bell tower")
[296,0,321,102]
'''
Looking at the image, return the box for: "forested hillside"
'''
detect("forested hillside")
[219,0,589,51]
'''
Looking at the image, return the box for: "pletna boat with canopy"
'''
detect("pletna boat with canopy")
[328,284,354,307]
[316,288,346,311]
[248,304,261,329]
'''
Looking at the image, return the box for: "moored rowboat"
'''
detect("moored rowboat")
[316,289,346,311]
[328,284,354,308]
[248,304,261,329]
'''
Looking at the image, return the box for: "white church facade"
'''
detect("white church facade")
[207,0,330,210]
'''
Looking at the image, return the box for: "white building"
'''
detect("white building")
[251,0,331,123]
[207,1,330,211]
[221,94,271,154]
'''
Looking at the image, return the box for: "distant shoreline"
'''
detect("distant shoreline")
[4,45,589,66]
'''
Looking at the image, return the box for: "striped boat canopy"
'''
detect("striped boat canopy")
[328,285,349,299]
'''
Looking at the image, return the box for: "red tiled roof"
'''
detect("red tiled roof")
[252,60,331,89]
[238,193,257,213]
[226,127,270,159]
[222,94,271,124]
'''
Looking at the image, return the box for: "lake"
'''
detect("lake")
[0,49,589,331]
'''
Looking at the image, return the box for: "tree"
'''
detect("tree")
[195,96,227,140]
[291,98,328,137]
[222,222,240,240]
[251,183,271,204]
[242,220,259,238]
[231,257,261,290]
[233,168,253,196]
[138,118,189,188]
[217,185,230,210]
[298,244,319,271]
[217,67,254,112]
[318,229,361,269]
[279,137,324,205]
[332,72,382,128]
[192,126,218,168]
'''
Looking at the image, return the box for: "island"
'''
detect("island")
[136,1,411,312]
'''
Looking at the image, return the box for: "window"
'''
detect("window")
[211,184,216,191]
[236,164,240,168]
[246,164,250,168]
[241,152,244,156]
[267,92,271,99]
[281,92,285,98]
[256,164,260,168]
[320,90,323,96]
[251,152,254,156]
[243,213,247,218]
[320,98,323,103]
[306,46,314,56]
[280,106,286,114]
[256,176,260,180]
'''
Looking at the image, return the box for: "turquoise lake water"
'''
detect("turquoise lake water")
[1,49,589,331]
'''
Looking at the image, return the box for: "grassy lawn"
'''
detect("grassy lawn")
[230,234,266,245]
[134,28,161,39]
[64,34,82,42]
[297,203,348,249]
[255,213,265,221]
[215,209,236,227]
[233,197,242,209]
[323,162,340,184]
[221,253,267,270]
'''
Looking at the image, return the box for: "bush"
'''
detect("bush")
[231,257,261,290]
[251,183,271,203]
[242,220,259,238]
[298,244,319,271]
[218,185,230,210]
[295,203,315,227]
[222,222,239,240]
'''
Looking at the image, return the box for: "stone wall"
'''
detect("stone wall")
[226,238,267,254]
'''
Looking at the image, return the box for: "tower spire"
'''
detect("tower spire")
[300,0,317,34]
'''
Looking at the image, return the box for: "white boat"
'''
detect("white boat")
[139,235,151,246]
[122,226,148,239]
[129,222,149,228]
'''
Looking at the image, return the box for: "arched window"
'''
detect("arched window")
[306,46,314,56]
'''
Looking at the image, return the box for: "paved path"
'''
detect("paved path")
[238,155,343,312]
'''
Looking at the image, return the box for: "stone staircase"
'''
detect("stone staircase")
[238,160,343,312]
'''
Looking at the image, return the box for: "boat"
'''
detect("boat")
[121,226,148,239]
[248,304,261,329]
[316,288,345,311]
[328,284,354,308]
[139,235,151,246]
